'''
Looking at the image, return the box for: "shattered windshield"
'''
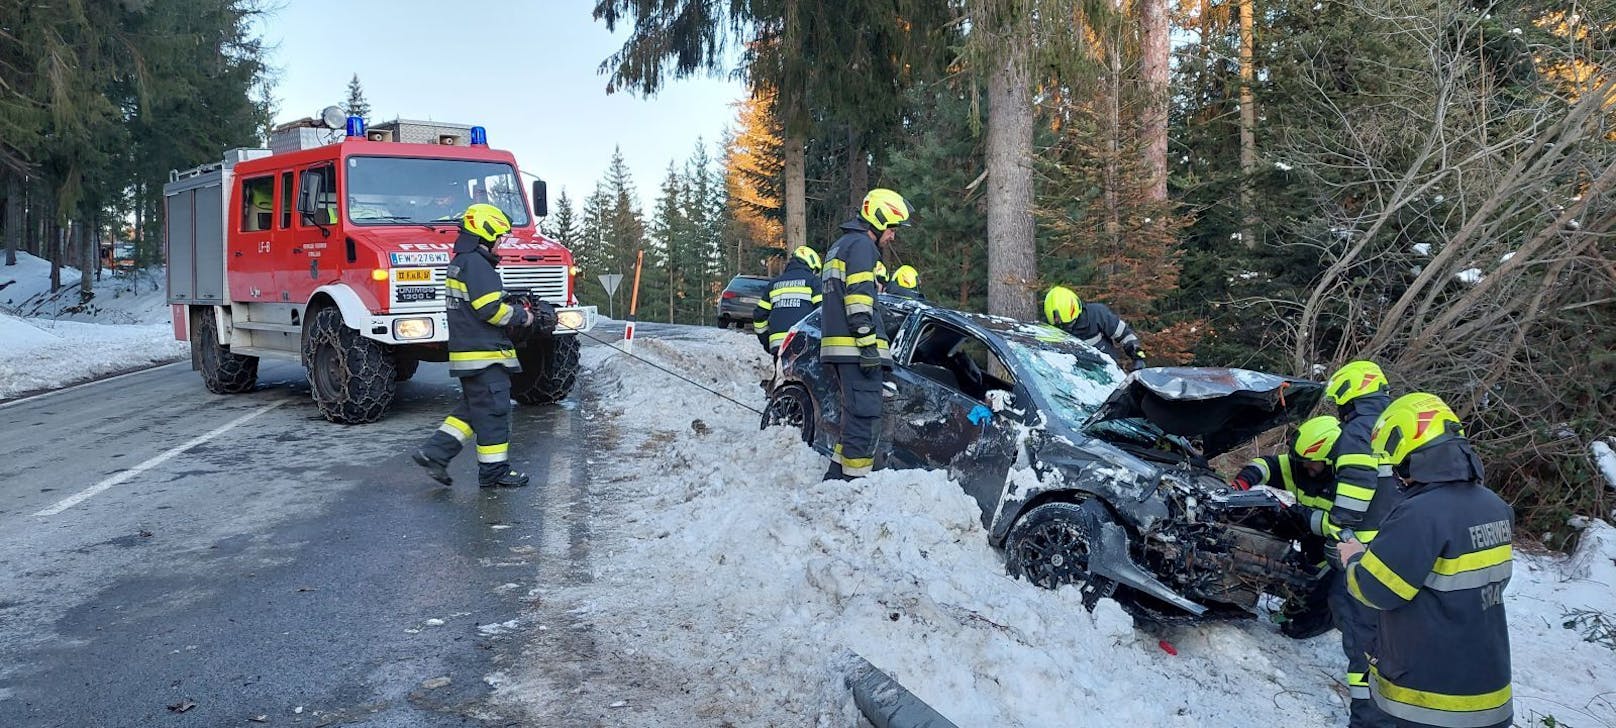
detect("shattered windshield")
[1001,325,1127,425]
[345,157,530,226]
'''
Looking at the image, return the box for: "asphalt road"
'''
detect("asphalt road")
[0,325,671,727]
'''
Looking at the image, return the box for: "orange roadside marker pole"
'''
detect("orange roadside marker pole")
[624,249,645,351]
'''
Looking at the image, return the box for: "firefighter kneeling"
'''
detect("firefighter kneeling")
[412,204,550,488]
[1338,393,1513,728]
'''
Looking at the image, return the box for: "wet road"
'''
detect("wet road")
[0,324,704,727]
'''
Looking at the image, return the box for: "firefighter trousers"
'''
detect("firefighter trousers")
[1330,565,1395,728]
[419,365,514,484]
[830,362,883,478]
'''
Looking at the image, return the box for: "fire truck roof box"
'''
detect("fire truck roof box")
[364,119,474,146]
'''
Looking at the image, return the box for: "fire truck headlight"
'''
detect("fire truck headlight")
[555,309,585,331]
[393,317,434,340]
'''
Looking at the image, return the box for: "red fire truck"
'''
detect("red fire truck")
[165,113,596,423]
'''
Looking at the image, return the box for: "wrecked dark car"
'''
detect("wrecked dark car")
[762,296,1329,623]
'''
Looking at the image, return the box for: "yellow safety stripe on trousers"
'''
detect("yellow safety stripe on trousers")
[768,331,790,344]
[475,442,509,463]
[1348,671,1370,700]
[471,290,503,309]
[445,278,469,292]
[448,350,519,370]
[1425,544,1513,591]
[1354,550,1420,604]
[832,443,874,476]
[1370,666,1512,728]
[846,271,876,285]
[438,416,473,443]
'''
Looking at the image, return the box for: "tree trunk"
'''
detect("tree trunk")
[985,38,1037,319]
[1140,0,1170,202]
[848,126,868,210]
[1103,34,1123,251]
[784,129,807,252]
[50,221,62,293]
[3,173,19,266]
[80,218,94,298]
[1237,0,1259,248]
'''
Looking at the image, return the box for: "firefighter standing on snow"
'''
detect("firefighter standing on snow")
[1338,392,1513,728]
[820,188,910,480]
[1229,415,1344,639]
[752,245,823,353]
[412,204,542,488]
[1324,360,1404,726]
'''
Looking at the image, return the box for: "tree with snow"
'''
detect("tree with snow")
[342,74,371,119]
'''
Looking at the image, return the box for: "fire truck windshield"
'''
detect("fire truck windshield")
[345,156,530,226]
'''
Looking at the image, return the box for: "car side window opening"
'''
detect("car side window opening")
[240,176,275,232]
[909,321,1015,402]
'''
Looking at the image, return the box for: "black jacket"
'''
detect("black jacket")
[1055,302,1140,368]
[819,219,890,365]
[887,283,926,301]
[1346,438,1512,728]
[1331,392,1394,529]
[445,231,523,377]
[1236,454,1339,538]
[752,257,823,352]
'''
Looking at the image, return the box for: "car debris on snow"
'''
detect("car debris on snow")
[420,676,452,690]
[166,700,196,713]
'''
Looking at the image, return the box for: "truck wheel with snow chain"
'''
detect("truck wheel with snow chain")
[303,305,397,424]
[511,334,580,405]
[193,307,258,394]
[393,357,420,383]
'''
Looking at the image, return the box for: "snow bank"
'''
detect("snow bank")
[504,327,1616,726]
[0,313,184,398]
[1593,440,1616,496]
[0,252,183,398]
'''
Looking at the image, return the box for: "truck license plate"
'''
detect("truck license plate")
[396,286,438,302]
[394,268,432,282]
[390,251,451,266]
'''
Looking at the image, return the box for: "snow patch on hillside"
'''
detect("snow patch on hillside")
[1,252,182,398]
[501,327,1616,727]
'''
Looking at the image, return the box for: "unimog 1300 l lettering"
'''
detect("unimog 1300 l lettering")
[165,114,596,423]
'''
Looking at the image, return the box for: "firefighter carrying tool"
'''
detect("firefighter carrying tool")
[753,245,823,353]
[1339,392,1513,728]
[821,188,910,481]
[412,204,548,488]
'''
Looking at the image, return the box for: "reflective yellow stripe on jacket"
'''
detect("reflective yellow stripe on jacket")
[1370,665,1512,728]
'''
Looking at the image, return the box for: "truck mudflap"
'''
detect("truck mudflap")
[1077,500,1209,617]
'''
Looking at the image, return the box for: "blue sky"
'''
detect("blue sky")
[252,0,746,211]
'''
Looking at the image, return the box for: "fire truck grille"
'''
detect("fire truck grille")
[428,265,569,305]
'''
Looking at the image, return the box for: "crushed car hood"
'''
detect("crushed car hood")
[1084,367,1324,458]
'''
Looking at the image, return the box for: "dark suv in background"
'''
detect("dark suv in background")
[717,275,771,329]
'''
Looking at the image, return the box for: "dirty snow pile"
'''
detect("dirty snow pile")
[0,252,182,398]
[502,327,1616,727]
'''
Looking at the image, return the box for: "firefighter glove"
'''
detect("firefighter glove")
[859,345,882,371]
[529,300,558,334]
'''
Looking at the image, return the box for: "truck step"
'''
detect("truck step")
[231,321,303,335]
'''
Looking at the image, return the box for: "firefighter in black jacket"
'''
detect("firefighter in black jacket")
[1339,392,1513,728]
[1042,286,1147,371]
[820,188,910,480]
[1229,415,1343,639]
[1324,360,1403,723]
[752,245,823,353]
[412,204,542,488]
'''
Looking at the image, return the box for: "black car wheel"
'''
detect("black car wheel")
[1006,501,1118,609]
[716,316,730,328]
[761,383,815,444]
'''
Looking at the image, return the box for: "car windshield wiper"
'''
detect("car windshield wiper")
[358,216,452,231]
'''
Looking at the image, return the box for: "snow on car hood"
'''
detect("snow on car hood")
[1084,367,1324,458]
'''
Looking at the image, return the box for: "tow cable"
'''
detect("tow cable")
[572,328,766,416]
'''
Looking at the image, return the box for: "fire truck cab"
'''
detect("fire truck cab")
[165,115,596,423]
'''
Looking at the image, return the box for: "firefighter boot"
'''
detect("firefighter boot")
[412,450,453,486]
[823,461,853,482]
[480,468,530,489]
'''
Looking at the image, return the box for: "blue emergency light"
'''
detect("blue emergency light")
[346,116,366,137]
[470,126,488,146]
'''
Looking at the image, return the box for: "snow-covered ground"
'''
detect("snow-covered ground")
[499,327,1616,727]
[0,252,183,399]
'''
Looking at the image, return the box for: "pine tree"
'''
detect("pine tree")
[342,74,371,119]
[722,91,784,277]
[545,188,579,245]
